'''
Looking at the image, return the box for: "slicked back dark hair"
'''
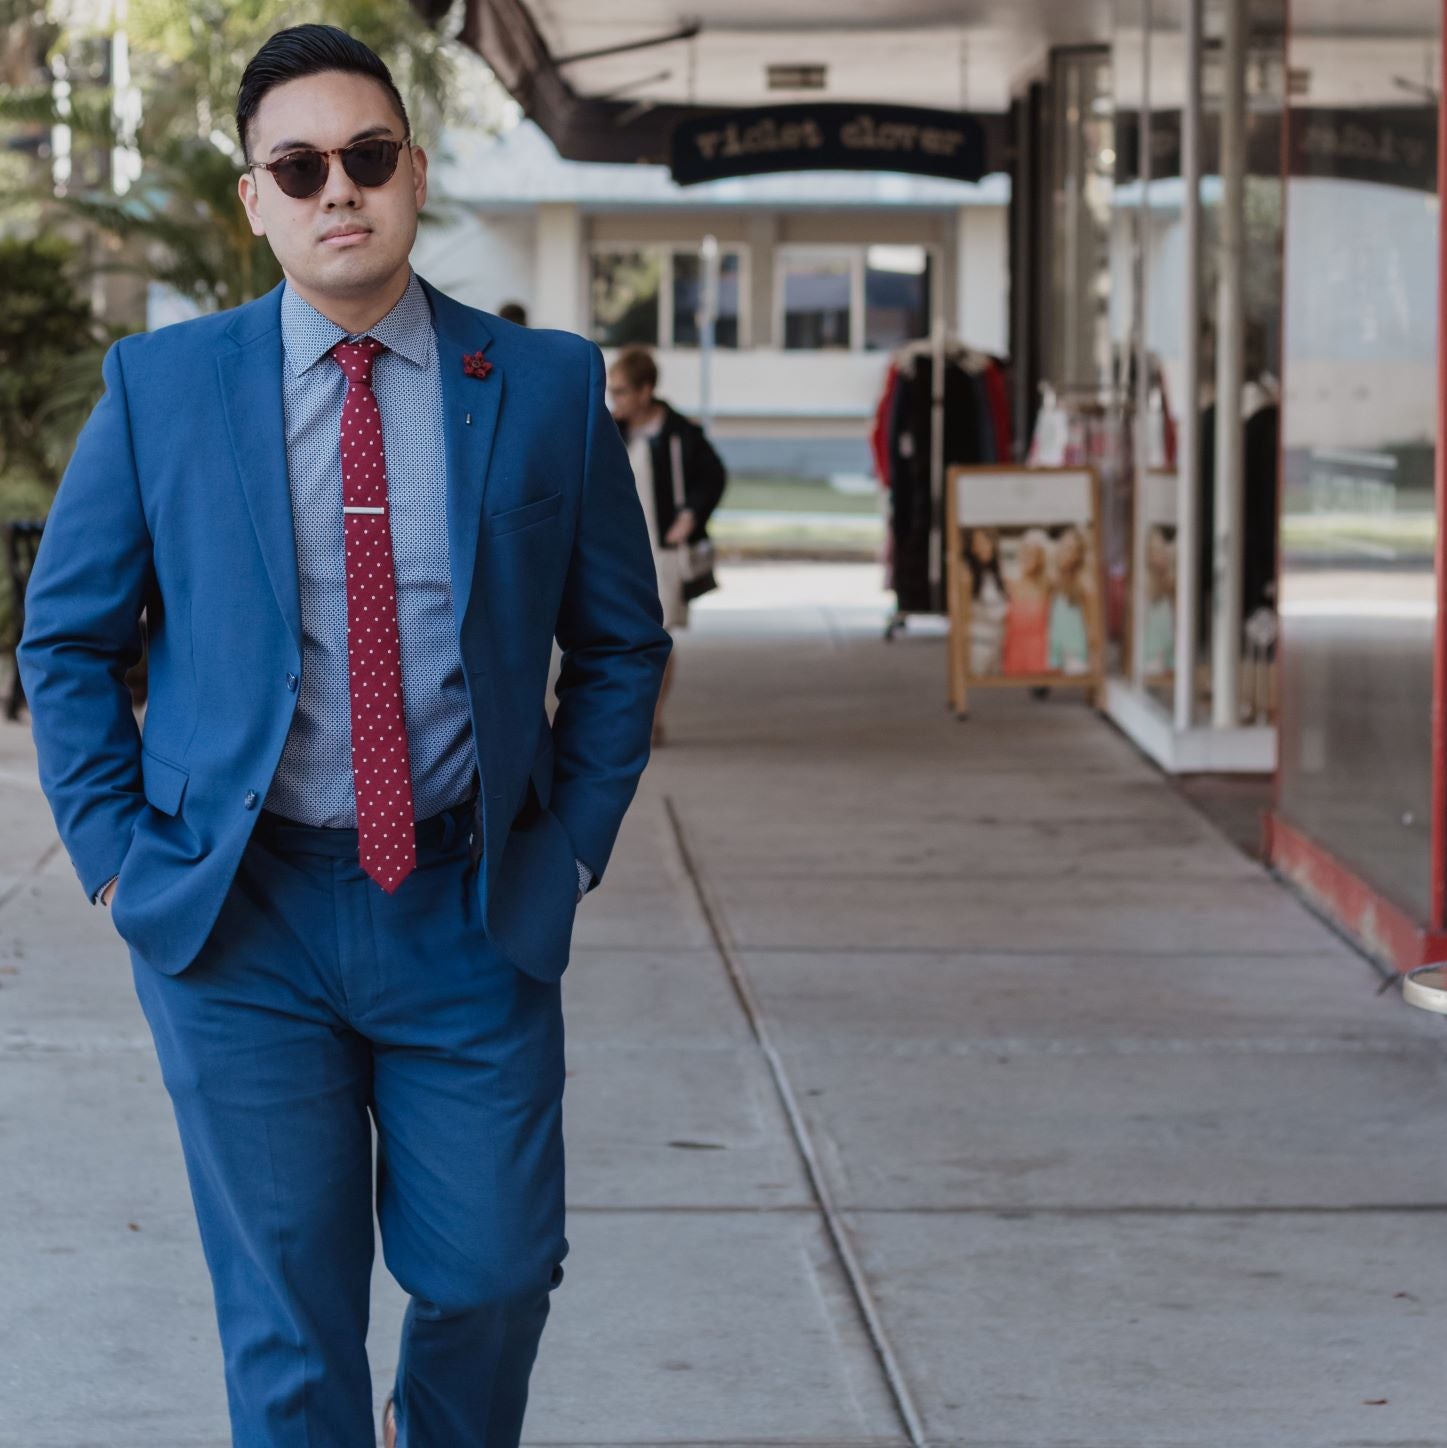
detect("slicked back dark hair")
[236,24,410,165]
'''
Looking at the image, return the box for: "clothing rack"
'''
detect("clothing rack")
[871,328,1013,639]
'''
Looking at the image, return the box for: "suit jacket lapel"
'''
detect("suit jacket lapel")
[421,277,503,632]
[214,276,501,652]
[216,283,302,652]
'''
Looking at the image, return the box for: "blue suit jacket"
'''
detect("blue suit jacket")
[18,275,671,982]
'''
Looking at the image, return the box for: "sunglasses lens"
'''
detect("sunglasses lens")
[272,151,327,198]
[342,140,401,188]
[263,139,403,197]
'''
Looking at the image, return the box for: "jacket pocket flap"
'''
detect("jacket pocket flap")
[140,748,189,816]
[488,491,563,536]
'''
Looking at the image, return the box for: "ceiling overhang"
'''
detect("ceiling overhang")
[451,0,723,166]
[432,0,1030,174]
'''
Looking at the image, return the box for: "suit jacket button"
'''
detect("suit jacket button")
[285,672,298,692]
[244,790,258,809]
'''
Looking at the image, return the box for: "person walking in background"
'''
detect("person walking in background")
[607,344,726,746]
[18,24,668,1447]
[498,300,528,325]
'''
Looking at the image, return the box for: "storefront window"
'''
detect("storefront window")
[777,244,936,351]
[780,250,853,349]
[590,250,660,347]
[1277,3,1440,917]
[672,251,741,348]
[1115,3,1285,709]
[863,245,932,350]
[591,246,746,349]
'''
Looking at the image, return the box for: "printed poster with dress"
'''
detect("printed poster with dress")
[945,466,1106,717]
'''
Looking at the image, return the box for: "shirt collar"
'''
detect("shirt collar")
[281,267,433,378]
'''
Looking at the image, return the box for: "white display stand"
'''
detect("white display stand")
[1106,468,1277,775]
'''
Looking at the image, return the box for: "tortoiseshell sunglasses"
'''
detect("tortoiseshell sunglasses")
[247,135,411,200]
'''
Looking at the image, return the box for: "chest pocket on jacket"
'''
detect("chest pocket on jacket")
[488,491,563,537]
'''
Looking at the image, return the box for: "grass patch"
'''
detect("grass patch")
[719,475,883,516]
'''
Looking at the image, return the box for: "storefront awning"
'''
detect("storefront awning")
[419,0,1117,174]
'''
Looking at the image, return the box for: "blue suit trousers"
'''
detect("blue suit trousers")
[129,806,568,1446]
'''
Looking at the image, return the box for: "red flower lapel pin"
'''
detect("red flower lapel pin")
[463,350,493,380]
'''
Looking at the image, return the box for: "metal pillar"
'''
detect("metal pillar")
[1008,84,1046,462]
[1175,0,1204,728]
[1131,1,1153,686]
[698,233,718,433]
[1212,0,1248,728]
[928,314,947,600]
[1431,0,1447,929]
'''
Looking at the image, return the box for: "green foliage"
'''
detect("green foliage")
[56,131,286,310]
[0,233,113,493]
[0,487,50,658]
[0,0,460,310]
[0,2,477,667]
[0,233,106,654]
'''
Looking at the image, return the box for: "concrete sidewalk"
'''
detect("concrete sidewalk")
[2,561,1444,1447]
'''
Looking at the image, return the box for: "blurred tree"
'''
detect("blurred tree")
[0,0,464,311]
[0,232,112,494]
[0,232,113,660]
[0,0,483,689]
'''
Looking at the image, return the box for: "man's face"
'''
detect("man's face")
[238,70,426,301]
[607,370,653,427]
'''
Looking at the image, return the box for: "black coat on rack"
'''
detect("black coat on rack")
[890,354,982,615]
[1197,400,1280,650]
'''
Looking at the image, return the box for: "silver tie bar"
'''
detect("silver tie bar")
[342,505,385,515]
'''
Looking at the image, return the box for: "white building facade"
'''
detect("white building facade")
[415,119,1010,478]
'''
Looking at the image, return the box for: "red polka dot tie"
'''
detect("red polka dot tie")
[332,337,416,892]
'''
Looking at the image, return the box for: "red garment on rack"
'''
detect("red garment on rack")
[870,362,899,489]
[1158,369,1178,470]
[982,361,1012,460]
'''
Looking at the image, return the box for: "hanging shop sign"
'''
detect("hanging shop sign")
[669,103,986,186]
[946,466,1106,717]
[1114,106,1435,194]
[1288,105,1436,193]
[1113,110,1282,183]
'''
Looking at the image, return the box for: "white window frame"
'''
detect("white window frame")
[586,241,751,350]
[773,241,943,352]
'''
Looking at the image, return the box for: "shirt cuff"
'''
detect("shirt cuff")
[93,875,119,906]
[575,858,593,902]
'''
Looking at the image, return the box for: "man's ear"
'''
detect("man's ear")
[410,144,429,211]
[238,173,266,238]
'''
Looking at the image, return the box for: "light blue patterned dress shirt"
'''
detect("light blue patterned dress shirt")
[266,269,479,828]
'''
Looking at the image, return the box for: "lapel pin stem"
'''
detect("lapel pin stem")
[465,412,472,425]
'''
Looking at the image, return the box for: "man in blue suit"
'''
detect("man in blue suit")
[18,23,669,1447]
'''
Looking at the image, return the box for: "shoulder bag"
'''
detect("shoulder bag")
[668,432,718,602]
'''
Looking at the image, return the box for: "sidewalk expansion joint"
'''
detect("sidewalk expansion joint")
[664,794,931,1448]
[0,838,63,914]
[842,1202,1447,1216]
